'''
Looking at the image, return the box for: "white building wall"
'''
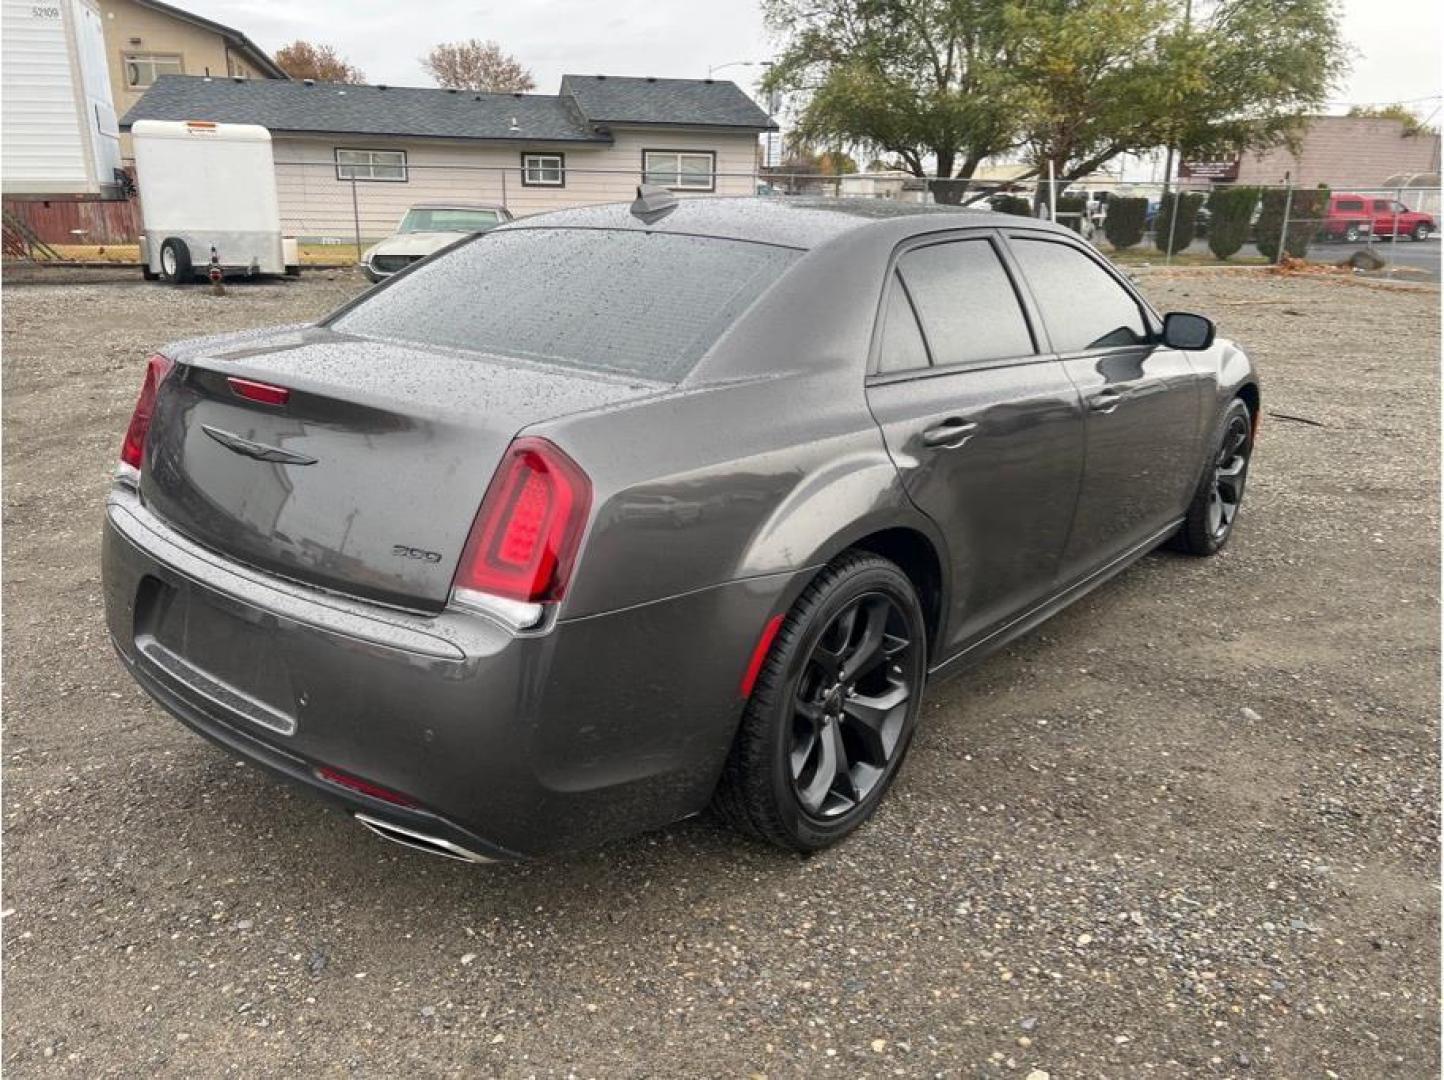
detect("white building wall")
[271,127,760,240]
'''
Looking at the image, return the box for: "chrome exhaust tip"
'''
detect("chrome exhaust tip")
[354,813,495,864]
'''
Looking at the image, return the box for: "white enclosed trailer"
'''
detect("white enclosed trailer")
[1,0,122,197]
[132,119,299,281]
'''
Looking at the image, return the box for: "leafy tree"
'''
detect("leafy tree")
[422,39,535,93]
[1011,0,1345,191]
[761,0,1020,198]
[1347,103,1438,137]
[1153,191,1205,254]
[1104,197,1149,249]
[1255,185,1329,262]
[273,41,365,83]
[764,0,1347,197]
[1206,186,1260,260]
[817,150,859,174]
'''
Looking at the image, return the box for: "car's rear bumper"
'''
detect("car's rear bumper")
[102,485,789,858]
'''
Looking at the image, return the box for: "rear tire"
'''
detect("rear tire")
[712,551,928,852]
[1172,398,1253,556]
[159,238,191,284]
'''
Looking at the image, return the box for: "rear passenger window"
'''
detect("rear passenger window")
[1010,238,1147,352]
[1337,199,1365,212]
[876,271,930,373]
[896,239,1035,367]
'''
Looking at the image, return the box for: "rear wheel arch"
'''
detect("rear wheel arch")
[847,528,944,664]
[778,520,947,667]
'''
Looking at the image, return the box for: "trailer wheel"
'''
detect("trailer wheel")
[285,264,301,277]
[159,238,192,284]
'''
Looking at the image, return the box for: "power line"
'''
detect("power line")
[1323,92,1443,108]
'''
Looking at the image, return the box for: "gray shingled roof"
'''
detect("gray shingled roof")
[120,74,777,141]
[121,77,607,142]
[561,74,776,129]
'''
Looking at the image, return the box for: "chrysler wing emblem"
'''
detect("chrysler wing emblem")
[202,425,317,465]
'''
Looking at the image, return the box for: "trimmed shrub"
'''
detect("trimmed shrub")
[1055,193,1088,234]
[1206,186,1261,260]
[1255,185,1330,262]
[1103,197,1148,250]
[1154,192,1206,255]
[990,194,1033,217]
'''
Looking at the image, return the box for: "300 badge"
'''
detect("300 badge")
[392,545,442,563]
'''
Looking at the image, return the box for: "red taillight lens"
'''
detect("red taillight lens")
[227,376,290,406]
[452,437,592,605]
[120,353,175,469]
[314,766,418,808]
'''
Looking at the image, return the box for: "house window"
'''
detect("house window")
[521,152,565,187]
[642,150,716,192]
[123,53,183,89]
[335,148,408,182]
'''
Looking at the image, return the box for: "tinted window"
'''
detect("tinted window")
[1373,200,1392,212]
[1337,199,1365,212]
[1010,238,1147,352]
[332,229,798,381]
[896,240,1034,366]
[876,272,931,373]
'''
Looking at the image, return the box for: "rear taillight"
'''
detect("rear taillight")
[120,353,175,469]
[451,437,592,606]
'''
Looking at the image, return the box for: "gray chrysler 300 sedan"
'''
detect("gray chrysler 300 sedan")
[103,192,1259,862]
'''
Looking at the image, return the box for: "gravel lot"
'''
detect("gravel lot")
[3,267,1438,1077]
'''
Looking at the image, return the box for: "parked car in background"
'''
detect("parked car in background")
[360,203,513,282]
[104,193,1259,862]
[1363,196,1434,241]
[1323,194,1435,243]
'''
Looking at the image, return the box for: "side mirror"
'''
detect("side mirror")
[1161,311,1215,350]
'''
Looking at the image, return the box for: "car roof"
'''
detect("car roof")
[501,195,1075,250]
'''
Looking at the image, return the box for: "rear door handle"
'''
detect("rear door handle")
[1090,387,1125,413]
[920,418,978,449]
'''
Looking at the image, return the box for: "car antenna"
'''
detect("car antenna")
[631,184,678,221]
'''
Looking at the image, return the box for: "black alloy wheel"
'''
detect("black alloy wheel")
[712,551,927,851]
[1173,397,1254,556]
[789,592,916,818]
[1207,411,1251,541]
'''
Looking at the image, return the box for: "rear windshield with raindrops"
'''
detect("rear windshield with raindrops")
[329,228,800,381]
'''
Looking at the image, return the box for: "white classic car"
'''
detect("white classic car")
[360,203,513,282]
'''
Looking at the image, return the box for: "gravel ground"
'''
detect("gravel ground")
[3,267,1438,1077]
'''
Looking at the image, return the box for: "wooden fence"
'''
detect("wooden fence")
[2,197,140,246]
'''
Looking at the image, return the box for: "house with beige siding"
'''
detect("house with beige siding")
[121,73,775,240]
[97,0,284,155]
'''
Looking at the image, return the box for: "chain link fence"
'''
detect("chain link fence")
[10,155,1438,281]
[265,158,1435,276]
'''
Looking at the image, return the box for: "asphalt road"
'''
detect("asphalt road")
[2,268,1438,1077]
[1181,236,1442,283]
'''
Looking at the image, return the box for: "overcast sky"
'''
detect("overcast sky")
[187,0,1441,117]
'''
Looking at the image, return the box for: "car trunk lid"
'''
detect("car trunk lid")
[141,325,661,610]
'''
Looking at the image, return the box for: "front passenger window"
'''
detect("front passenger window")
[1010,238,1147,352]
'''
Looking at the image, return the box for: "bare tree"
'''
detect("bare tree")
[273,41,366,84]
[422,39,535,93]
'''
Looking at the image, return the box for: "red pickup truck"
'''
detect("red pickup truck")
[1323,193,1435,242]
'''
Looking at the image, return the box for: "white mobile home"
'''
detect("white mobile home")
[2,0,123,196]
[121,74,777,241]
